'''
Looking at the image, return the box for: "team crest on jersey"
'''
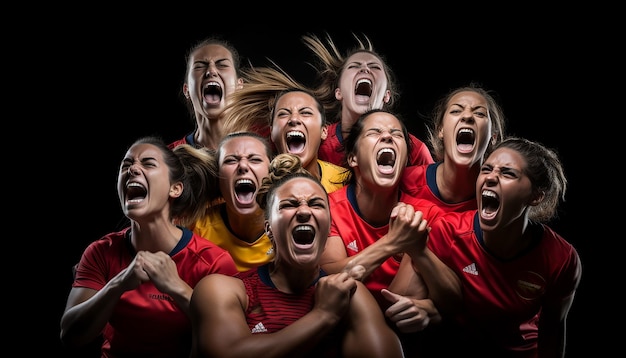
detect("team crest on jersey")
[516,271,546,300]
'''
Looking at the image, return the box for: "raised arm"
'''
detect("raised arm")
[322,202,429,281]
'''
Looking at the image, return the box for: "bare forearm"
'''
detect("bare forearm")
[329,234,396,280]
[60,280,125,347]
[166,282,193,318]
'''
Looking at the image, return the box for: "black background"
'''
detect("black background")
[44,14,606,356]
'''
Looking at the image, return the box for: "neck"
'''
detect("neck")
[268,263,320,294]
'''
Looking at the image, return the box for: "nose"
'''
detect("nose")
[380,130,393,142]
[359,66,370,74]
[461,110,475,123]
[296,203,312,221]
[127,163,140,176]
[287,116,301,126]
[484,170,499,184]
[237,159,250,173]
[204,63,217,77]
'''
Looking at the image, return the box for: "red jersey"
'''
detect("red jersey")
[73,227,238,357]
[328,184,444,309]
[168,132,195,149]
[238,265,342,357]
[427,211,581,357]
[400,162,477,213]
[319,122,434,167]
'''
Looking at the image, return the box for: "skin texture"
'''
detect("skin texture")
[396,140,581,357]
[270,91,327,179]
[435,90,494,203]
[216,135,271,242]
[61,141,233,352]
[183,43,244,150]
[335,51,391,134]
[189,171,404,358]
[320,110,436,334]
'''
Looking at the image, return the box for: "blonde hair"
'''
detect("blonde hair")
[221,65,309,135]
[302,32,398,123]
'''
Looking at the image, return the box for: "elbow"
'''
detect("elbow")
[59,322,94,348]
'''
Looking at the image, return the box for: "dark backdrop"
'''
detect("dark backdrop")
[46,19,601,356]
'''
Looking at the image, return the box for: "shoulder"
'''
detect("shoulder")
[195,272,243,295]
[539,224,581,268]
[87,230,127,252]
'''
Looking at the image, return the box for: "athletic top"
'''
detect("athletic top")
[73,226,238,357]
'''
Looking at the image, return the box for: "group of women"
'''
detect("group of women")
[61,33,581,358]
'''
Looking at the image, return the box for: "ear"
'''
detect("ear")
[183,83,190,100]
[236,77,244,90]
[320,124,328,141]
[383,89,391,104]
[529,189,545,206]
[347,153,358,168]
[491,133,498,146]
[170,182,183,198]
[437,127,444,139]
[264,221,273,239]
[335,88,342,101]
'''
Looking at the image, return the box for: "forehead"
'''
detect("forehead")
[345,51,383,65]
[486,147,526,169]
[125,143,163,159]
[275,91,317,108]
[190,44,233,61]
[220,136,268,157]
[362,112,401,127]
[448,91,488,108]
[275,177,326,198]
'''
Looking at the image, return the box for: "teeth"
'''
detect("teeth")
[356,79,372,86]
[236,179,253,185]
[459,128,474,134]
[377,148,395,160]
[287,131,304,138]
[295,225,313,232]
[204,81,220,88]
[127,182,144,188]
[482,190,496,198]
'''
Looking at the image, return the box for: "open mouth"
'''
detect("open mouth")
[355,79,372,96]
[355,79,372,105]
[456,128,475,153]
[292,225,315,247]
[480,189,499,218]
[376,148,396,174]
[203,81,223,105]
[234,179,256,205]
[286,131,306,154]
[126,182,147,203]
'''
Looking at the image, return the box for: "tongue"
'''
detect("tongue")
[288,142,305,154]
[457,143,473,153]
[204,94,221,105]
[378,164,394,174]
[236,192,254,204]
[355,94,370,105]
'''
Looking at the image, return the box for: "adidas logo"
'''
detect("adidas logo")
[266,247,274,256]
[251,322,267,333]
[347,240,359,253]
[463,263,478,276]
